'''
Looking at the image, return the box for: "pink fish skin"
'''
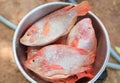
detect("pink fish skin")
[24,45,95,82]
[67,18,97,53]
[20,1,91,46]
[27,46,41,59]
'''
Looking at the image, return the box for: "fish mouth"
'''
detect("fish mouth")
[20,36,33,46]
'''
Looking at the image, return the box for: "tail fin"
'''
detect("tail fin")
[73,1,91,16]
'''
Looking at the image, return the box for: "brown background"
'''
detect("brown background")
[0,0,120,83]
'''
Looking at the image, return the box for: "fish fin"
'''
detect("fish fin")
[77,48,88,55]
[89,50,96,64]
[64,75,77,83]
[70,38,79,47]
[43,22,51,36]
[76,67,94,79]
[63,5,74,11]
[76,72,93,80]
[46,64,64,71]
[58,67,94,83]
[73,1,91,16]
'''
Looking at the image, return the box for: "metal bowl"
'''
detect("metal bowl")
[12,2,110,83]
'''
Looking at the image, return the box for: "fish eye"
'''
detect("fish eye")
[88,27,91,29]
[32,59,35,62]
[27,34,30,36]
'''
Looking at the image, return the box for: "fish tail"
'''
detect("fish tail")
[73,1,91,16]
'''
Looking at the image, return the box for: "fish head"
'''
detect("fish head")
[76,18,94,39]
[24,50,45,74]
[68,18,97,53]
[20,25,40,46]
[76,18,97,52]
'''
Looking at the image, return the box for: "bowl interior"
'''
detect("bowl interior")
[14,2,109,83]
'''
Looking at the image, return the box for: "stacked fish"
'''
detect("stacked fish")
[20,1,97,83]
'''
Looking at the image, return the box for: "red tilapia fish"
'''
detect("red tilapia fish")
[66,18,97,82]
[20,1,90,46]
[67,18,97,53]
[24,45,95,83]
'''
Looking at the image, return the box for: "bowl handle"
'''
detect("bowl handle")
[107,47,120,70]
[0,15,17,30]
